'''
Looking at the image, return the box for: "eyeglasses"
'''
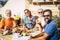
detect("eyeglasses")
[24,10,28,14]
[25,12,28,14]
[38,12,43,14]
[25,12,27,14]
[44,15,50,17]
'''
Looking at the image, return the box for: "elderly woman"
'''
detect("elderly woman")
[28,9,46,40]
[36,8,46,28]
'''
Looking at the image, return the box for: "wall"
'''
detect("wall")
[25,0,59,16]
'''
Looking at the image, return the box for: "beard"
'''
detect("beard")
[44,18,52,24]
[44,18,49,23]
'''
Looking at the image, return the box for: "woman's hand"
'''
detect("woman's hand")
[28,17,32,21]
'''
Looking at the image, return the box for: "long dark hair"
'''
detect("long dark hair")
[24,9,32,16]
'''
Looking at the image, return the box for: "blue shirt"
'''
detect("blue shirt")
[24,16,36,29]
[44,21,58,40]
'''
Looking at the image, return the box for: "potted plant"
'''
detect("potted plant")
[0,14,2,22]
[52,15,60,28]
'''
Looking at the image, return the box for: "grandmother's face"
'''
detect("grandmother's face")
[6,10,11,18]
[38,9,43,17]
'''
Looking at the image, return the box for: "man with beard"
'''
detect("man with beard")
[30,9,58,40]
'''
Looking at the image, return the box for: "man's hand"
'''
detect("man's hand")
[29,33,49,40]
[0,29,4,32]
[37,37,46,40]
[35,33,49,40]
[29,37,46,40]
